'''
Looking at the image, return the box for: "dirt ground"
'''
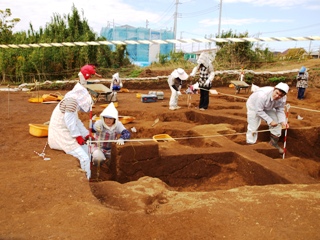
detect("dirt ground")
[1,78,320,239]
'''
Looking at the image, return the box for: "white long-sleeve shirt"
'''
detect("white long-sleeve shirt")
[48,83,91,153]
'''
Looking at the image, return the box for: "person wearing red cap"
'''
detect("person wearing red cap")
[246,82,290,153]
[78,64,102,85]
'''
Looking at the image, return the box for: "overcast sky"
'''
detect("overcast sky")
[2,0,320,52]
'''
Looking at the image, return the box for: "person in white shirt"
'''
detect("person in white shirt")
[167,68,188,110]
[48,83,93,179]
[108,72,123,102]
[246,82,289,153]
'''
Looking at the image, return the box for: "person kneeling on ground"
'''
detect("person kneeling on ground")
[91,102,131,165]
[246,82,290,153]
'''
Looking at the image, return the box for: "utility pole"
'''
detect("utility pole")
[256,32,260,49]
[180,31,183,51]
[218,0,222,37]
[208,34,213,49]
[113,19,115,40]
[173,0,179,39]
[146,19,151,40]
[173,0,180,51]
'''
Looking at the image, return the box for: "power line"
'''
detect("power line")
[261,23,320,35]
[180,5,220,18]
[151,0,176,25]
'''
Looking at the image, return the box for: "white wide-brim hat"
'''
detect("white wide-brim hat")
[172,68,188,80]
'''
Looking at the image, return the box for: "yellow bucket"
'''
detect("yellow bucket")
[119,116,136,124]
[28,97,43,103]
[42,93,63,102]
[120,88,129,93]
[29,124,49,137]
[136,93,141,98]
[153,134,175,142]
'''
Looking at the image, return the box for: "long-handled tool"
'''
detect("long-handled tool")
[187,94,192,108]
[199,87,249,100]
[7,84,10,119]
[95,129,104,181]
[88,105,93,172]
[198,87,218,95]
[282,104,290,159]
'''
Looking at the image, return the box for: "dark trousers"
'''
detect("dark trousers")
[199,89,210,109]
[297,87,305,100]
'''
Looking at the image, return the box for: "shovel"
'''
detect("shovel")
[152,118,159,127]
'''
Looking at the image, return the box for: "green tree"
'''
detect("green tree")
[0,9,20,82]
[215,30,260,69]
[0,8,20,43]
[1,5,136,83]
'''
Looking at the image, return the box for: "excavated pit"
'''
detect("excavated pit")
[90,110,320,193]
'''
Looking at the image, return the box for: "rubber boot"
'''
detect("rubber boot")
[269,134,284,154]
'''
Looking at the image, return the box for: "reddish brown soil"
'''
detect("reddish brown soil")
[1,81,320,239]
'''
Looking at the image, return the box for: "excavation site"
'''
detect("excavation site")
[1,77,320,239]
[88,88,320,193]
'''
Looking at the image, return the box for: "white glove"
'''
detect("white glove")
[94,121,103,132]
[192,82,199,90]
[205,79,211,87]
[177,91,182,96]
[116,138,124,145]
[92,149,106,161]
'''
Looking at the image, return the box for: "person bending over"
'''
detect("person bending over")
[246,82,290,153]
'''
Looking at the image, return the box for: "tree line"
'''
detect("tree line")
[0,5,131,84]
[1,5,278,85]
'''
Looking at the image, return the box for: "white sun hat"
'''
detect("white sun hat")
[172,68,188,80]
[112,72,120,82]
